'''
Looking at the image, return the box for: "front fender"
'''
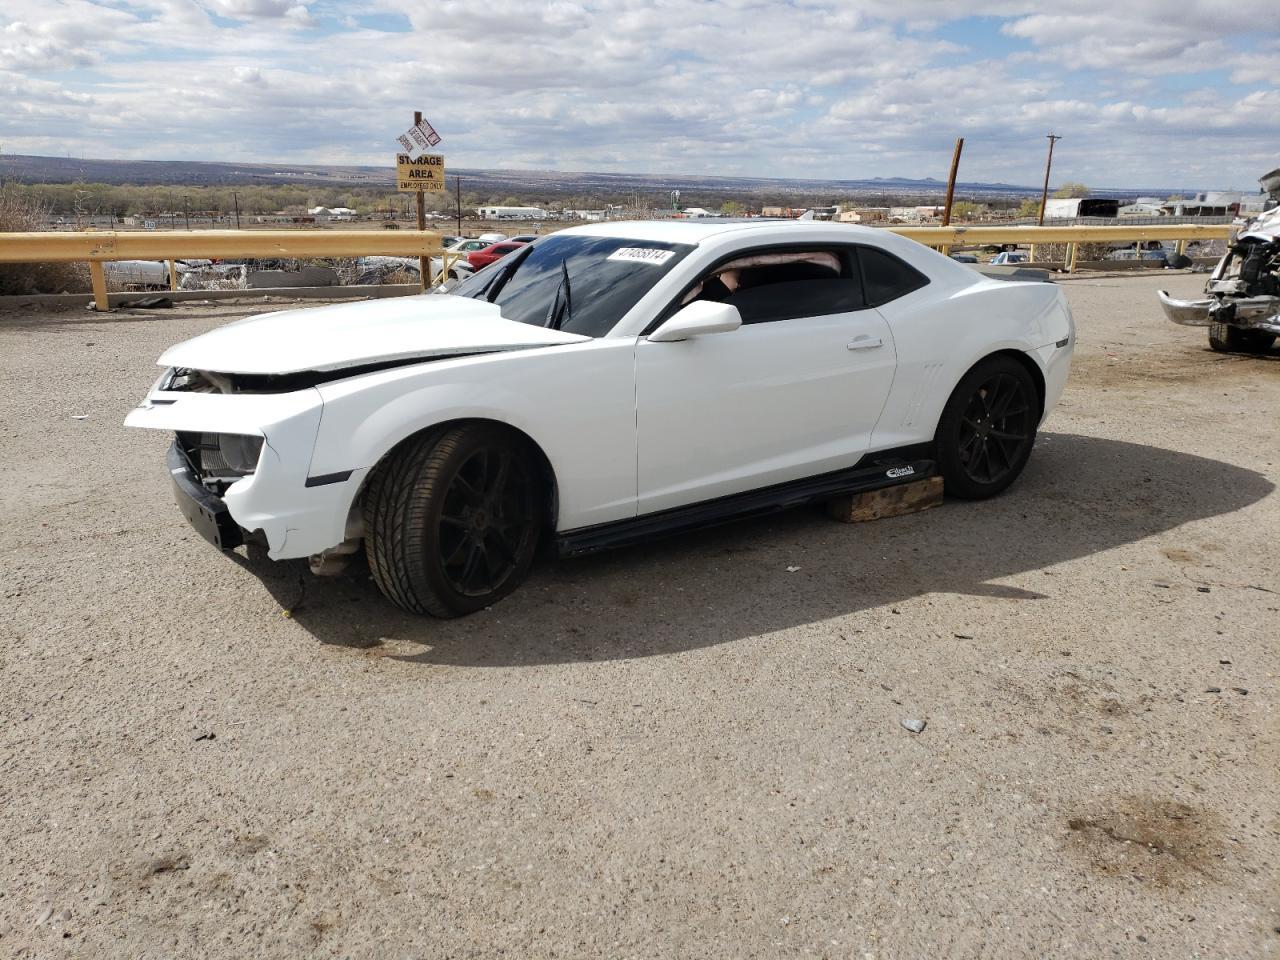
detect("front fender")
[313,380,547,477]
[310,341,639,531]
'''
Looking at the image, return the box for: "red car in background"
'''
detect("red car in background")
[468,240,527,270]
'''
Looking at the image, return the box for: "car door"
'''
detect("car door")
[634,245,898,515]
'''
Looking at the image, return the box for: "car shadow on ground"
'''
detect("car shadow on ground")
[235,432,1273,667]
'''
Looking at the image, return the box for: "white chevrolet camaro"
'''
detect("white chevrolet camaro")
[126,220,1074,616]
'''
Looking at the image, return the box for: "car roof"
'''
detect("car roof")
[555,218,887,245]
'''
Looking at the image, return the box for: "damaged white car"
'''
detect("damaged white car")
[126,221,1073,616]
[1158,167,1280,354]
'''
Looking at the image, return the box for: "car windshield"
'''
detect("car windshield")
[449,234,695,337]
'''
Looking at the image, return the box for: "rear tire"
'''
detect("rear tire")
[935,356,1039,500]
[1209,323,1275,354]
[363,425,542,617]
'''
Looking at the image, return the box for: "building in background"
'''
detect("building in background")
[889,205,946,222]
[1118,201,1167,217]
[1042,198,1121,219]
[838,207,889,223]
[1166,191,1241,217]
[478,206,549,220]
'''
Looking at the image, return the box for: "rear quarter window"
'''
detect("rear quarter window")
[857,246,929,307]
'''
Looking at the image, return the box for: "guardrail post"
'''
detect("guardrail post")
[88,261,109,311]
[1066,242,1078,273]
[167,259,178,291]
[1175,239,1187,257]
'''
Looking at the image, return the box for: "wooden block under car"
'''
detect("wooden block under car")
[827,475,944,524]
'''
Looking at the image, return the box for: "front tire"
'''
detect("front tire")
[363,425,542,617]
[1209,323,1275,354]
[935,356,1039,500]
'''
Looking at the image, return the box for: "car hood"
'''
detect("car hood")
[1240,205,1280,242]
[157,294,590,375]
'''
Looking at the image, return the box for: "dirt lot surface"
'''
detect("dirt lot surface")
[2,273,1277,959]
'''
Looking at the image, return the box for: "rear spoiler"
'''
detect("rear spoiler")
[975,265,1052,283]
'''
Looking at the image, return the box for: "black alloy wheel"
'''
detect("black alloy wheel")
[936,356,1039,499]
[363,425,542,616]
[436,445,534,598]
[956,372,1034,484]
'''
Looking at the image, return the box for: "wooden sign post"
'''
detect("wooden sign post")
[413,111,429,289]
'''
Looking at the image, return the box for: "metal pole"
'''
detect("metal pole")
[413,110,429,291]
[1038,134,1061,227]
[941,137,964,227]
[233,192,241,229]
[455,176,462,237]
[183,196,190,231]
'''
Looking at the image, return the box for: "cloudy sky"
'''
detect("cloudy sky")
[3,0,1278,190]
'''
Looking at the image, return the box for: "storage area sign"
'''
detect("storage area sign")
[396,153,446,192]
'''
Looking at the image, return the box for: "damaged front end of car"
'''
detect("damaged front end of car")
[126,366,364,567]
[125,292,594,574]
[1158,168,1280,346]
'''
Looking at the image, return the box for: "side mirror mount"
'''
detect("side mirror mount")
[648,300,743,342]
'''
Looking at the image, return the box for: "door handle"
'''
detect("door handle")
[847,336,883,350]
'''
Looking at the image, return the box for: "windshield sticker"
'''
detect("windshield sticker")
[608,247,675,266]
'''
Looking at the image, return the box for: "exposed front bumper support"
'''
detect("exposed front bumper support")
[168,441,245,550]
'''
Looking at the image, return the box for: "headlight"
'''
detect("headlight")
[215,433,264,474]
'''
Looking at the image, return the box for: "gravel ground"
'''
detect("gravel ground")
[1,274,1277,959]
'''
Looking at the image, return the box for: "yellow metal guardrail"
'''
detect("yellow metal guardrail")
[888,223,1232,245]
[0,229,446,310]
[887,222,1232,273]
[0,223,1234,311]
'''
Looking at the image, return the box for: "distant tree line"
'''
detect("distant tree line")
[3,180,1042,221]
[0,182,603,218]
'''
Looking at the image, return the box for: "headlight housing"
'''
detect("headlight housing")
[179,432,264,481]
[215,433,265,475]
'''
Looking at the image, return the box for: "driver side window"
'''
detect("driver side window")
[681,248,864,324]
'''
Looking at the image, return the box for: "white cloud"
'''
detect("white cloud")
[204,0,312,21]
[0,0,1276,189]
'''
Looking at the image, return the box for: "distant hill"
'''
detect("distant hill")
[0,153,1204,201]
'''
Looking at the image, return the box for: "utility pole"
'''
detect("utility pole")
[941,137,964,227]
[232,191,241,229]
[455,176,462,236]
[413,110,429,288]
[1038,134,1062,226]
[183,196,190,231]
